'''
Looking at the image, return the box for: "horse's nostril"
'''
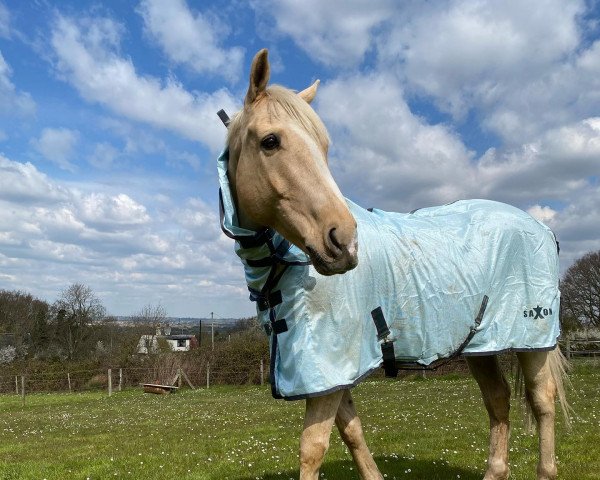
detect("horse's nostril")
[328,227,342,252]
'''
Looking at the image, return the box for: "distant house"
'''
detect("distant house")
[137,326,198,354]
[165,334,198,352]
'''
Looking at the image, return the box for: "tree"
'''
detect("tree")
[52,283,106,360]
[131,303,169,355]
[0,289,50,357]
[561,250,600,329]
[132,303,167,327]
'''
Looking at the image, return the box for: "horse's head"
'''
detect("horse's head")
[227,49,358,276]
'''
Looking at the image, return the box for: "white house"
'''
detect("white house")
[137,326,198,354]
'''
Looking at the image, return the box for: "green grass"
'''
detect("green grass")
[0,360,598,479]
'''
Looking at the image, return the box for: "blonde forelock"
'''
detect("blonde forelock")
[227,84,329,154]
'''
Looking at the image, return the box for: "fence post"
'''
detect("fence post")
[566,338,571,360]
[119,368,123,392]
[21,375,25,405]
[260,359,264,386]
[108,368,112,397]
[67,372,72,393]
[206,363,210,389]
[177,368,182,388]
[15,375,18,395]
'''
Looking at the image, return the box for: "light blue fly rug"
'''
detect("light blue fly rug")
[218,149,561,400]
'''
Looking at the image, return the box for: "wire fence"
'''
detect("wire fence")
[0,357,476,396]
[0,360,268,396]
[1,350,595,397]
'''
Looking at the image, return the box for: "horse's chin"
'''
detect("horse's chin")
[309,249,359,276]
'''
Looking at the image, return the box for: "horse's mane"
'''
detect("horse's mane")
[228,85,329,155]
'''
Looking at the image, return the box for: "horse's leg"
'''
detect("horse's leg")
[516,351,557,480]
[334,390,383,479]
[467,356,511,480]
[300,390,344,479]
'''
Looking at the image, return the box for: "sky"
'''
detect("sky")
[0,0,599,319]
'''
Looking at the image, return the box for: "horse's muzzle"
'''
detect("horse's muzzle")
[307,235,359,276]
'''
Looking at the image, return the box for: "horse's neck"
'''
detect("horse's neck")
[227,157,263,232]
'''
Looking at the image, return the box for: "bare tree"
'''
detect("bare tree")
[132,303,168,354]
[132,303,167,329]
[561,250,600,329]
[53,283,106,359]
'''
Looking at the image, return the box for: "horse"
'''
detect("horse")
[218,48,570,480]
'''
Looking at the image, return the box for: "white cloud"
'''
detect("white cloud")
[479,39,600,143]
[0,51,35,116]
[475,118,600,202]
[138,0,244,81]
[77,193,150,230]
[255,0,600,146]
[537,186,600,271]
[317,73,475,210]
[378,0,583,119]
[0,154,250,317]
[527,205,557,226]
[174,197,222,241]
[88,142,119,169]
[0,155,69,204]
[50,14,238,152]
[166,150,201,172]
[31,127,79,171]
[252,0,394,67]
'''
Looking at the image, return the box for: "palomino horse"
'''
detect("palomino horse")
[220,49,569,480]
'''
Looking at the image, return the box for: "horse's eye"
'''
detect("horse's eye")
[260,134,280,151]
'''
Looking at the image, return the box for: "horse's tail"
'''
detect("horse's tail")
[514,346,572,431]
[549,346,572,429]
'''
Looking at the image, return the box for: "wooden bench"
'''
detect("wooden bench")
[141,383,179,394]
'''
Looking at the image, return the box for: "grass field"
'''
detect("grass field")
[0,359,598,480]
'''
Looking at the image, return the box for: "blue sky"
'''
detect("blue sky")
[1,0,599,318]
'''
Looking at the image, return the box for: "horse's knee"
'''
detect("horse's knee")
[526,378,556,420]
[300,436,329,470]
[338,416,364,450]
[485,379,511,422]
[492,378,511,407]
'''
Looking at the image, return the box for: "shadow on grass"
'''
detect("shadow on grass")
[237,456,482,479]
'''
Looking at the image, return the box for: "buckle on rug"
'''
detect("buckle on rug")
[263,319,288,335]
[371,307,399,377]
[249,289,283,311]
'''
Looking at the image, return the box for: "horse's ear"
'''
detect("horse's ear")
[298,79,320,104]
[245,49,270,106]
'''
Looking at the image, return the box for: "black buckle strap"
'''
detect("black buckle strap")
[371,307,398,377]
[262,308,288,335]
[249,289,283,312]
[371,306,391,341]
[267,301,288,334]
[381,343,398,377]
[217,109,230,127]
[246,238,291,267]
[238,228,274,249]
